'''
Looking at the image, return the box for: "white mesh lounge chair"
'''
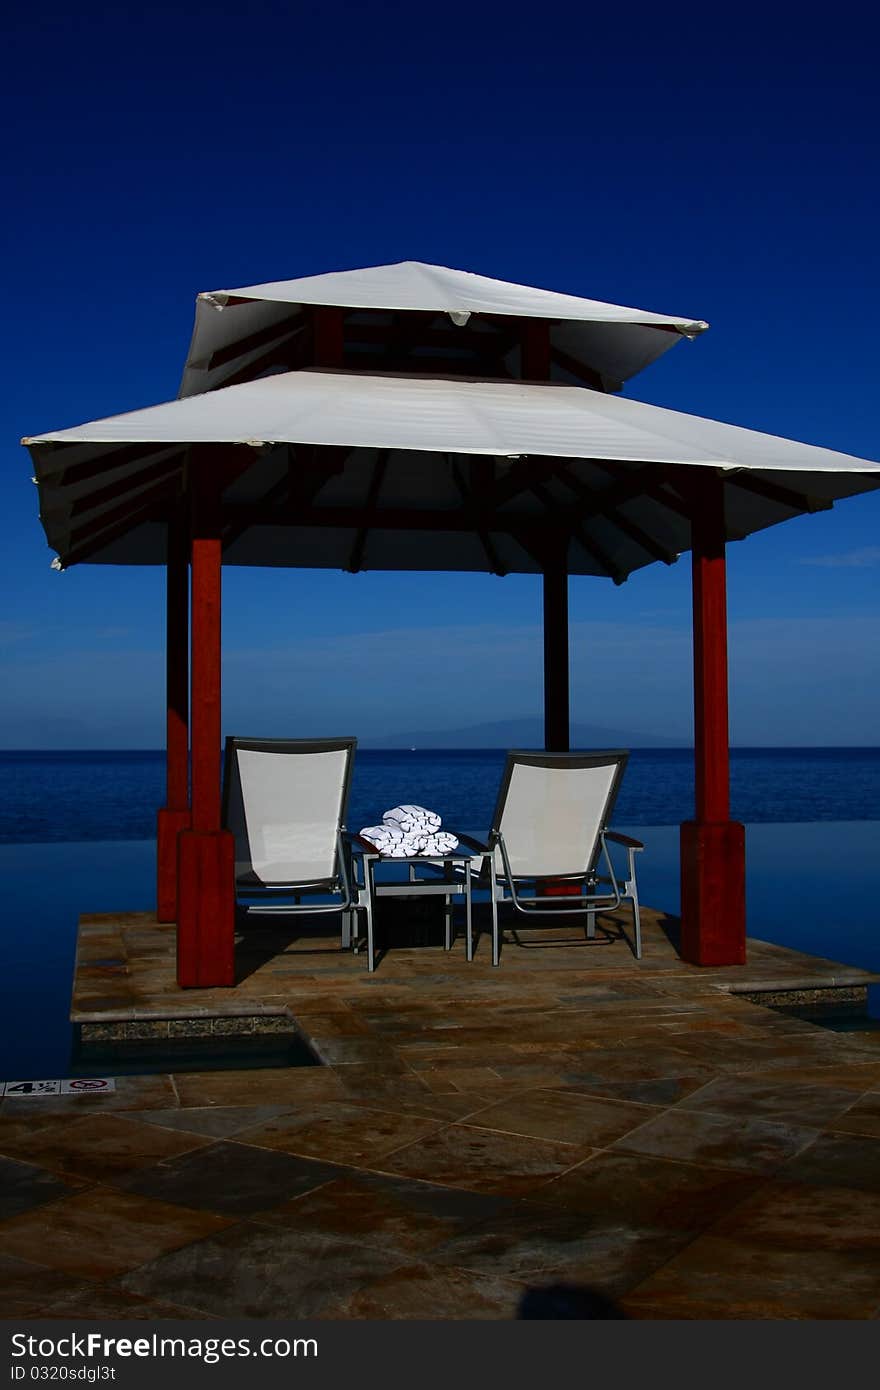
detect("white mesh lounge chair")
[222,736,358,946]
[458,750,643,966]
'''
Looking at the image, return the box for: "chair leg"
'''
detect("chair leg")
[444,893,453,950]
[586,907,596,940]
[491,887,500,966]
[630,882,642,960]
[465,862,473,962]
[366,872,376,973]
[341,909,352,950]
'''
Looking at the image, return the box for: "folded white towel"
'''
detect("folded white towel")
[360,823,404,845]
[421,830,459,855]
[358,822,459,858]
[383,804,442,835]
[359,824,412,856]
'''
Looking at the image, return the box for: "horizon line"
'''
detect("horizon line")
[2,745,880,754]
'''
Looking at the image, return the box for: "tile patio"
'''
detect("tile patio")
[2,905,880,1319]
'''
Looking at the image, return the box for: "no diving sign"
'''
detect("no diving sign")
[1,1077,116,1097]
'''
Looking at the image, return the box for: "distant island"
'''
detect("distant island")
[363,717,686,749]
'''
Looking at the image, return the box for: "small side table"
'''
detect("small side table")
[350,846,477,972]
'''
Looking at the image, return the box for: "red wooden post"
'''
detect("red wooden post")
[156,504,191,921]
[176,451,236,987]
[680,470,746,966]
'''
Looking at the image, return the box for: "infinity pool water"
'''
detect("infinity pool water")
[1,823,878,1079]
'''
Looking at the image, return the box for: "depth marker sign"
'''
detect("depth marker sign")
[1,1077,116,1097]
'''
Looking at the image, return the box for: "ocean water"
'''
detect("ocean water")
[0,749,878,1079]
[2,747,879,842]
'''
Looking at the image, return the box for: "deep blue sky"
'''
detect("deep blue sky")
[3,2,878,747]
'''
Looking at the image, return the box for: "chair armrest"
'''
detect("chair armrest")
[603,830,644,851]
[347,832,381,854]
[450,830,491,855]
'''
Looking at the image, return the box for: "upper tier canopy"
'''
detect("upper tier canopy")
[179,261,709,398]
[25,370,879,580]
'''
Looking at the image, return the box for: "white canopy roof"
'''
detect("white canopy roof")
[25,369,878,578]
[179,261,709,398]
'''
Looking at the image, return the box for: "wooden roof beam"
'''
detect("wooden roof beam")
[724,471,834,514]
[527,477,628,584]
[205,315,306,371]
[49,443,183,489]
[342,347,514,378]
[67,455,183,518]
[222,444,352,553]
[450,458,508,576]
[65,476,180,548]
[550,462,678,564]
[215,326,312,388]
[219,502,594,538]
[60,498,168,568]
[587,459,698,524]
[549,346,608,392]
[222,472,289,554]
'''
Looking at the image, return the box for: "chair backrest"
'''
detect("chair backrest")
[491,750,629,879]
[223,736,356,886]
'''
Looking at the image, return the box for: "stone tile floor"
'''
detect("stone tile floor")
[2,906,880,1320]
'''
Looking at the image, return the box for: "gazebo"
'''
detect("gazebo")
[23,262,880,988]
